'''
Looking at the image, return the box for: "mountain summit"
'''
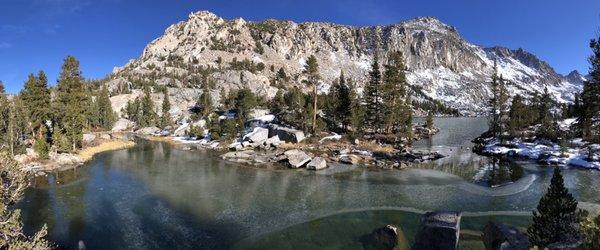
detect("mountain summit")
[107,10,582,114]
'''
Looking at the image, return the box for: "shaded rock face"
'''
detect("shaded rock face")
[268,125,305,143]
[109,11,582,116]
[413,211,461,250]
[482,222,530,250]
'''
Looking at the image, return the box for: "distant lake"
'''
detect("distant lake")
[18,117,600,249]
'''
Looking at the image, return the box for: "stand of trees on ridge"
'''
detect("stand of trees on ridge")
[487,35,600,144]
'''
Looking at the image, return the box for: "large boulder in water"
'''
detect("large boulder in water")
[268,124,305,143]
[364,224,408,250]
[283,149,312,168]
[413,211,461,250]
[482,222,530,250]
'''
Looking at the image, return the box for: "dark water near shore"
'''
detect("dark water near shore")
[18,117,600,249]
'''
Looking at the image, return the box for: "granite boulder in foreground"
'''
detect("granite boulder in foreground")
[413,211,461,250]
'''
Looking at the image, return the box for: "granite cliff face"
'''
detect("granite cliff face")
[107,11,583,117]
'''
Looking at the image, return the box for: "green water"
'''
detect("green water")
[17,118,600,249]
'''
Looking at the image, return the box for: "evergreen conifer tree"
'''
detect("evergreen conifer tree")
[426,111,434,130]
[364,55,383,133]
[537,87,556,140]
[159,89,172,129]
[54,56,88,151]
[578,38,600,143]
[382,51,413,138]
[96,85,116,130]
[349,79,366,137]
[195,84,213,119]
[488,62,509,139]
[527,167,580,247]
[139,86,157,127]
[508,94,528,137]
[304,55,321,133]
[0,82,9,148]
[337,72,353,131]
[20,71,51,138]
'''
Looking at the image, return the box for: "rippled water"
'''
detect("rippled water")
[18,118,600,249]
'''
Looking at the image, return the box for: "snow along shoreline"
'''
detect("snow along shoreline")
[475,138,600,170]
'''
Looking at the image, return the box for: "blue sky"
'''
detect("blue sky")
[1,0,599,93]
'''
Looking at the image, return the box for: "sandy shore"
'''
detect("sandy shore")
[77,140,136,162]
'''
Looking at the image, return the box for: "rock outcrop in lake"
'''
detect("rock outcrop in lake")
[413,211,462,250]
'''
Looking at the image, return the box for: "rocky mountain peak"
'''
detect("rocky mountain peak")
[401,16,457,33]
[565,70,587,85]
[107,10,584,116]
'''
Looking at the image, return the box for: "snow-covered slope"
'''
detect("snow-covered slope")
[107,11,584,114]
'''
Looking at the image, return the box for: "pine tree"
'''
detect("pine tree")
[304,55,320,133]
[7,97,28,156]
[233,88,257,120]
[537,87,556,140]
[578,38,600,143]
[364,55,383,133]
[96,85,116,130]
[195,84,213,119]
[20,71,51,138]
[325,72,352,131]
[159,89,172,129]
[426,111,434,130]
[508,94,528,137]
[337,72,353,130]
[382,51,412,138]
[528,167,580,247]
[488,62,509,139]
[349,79,366,137]
[0,82,10,148]
[54,56,88,151]
[124,98,141,124]
[139,86,157,127]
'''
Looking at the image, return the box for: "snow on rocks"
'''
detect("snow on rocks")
[243,127,269,146]
[477,138,600,170]
[319,133,342,143]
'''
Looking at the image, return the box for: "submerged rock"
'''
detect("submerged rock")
[413,211,462,250]
[365,224,408,250]
[307,157,327,170]
[482,222,530,250]
[283,149,312,168]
